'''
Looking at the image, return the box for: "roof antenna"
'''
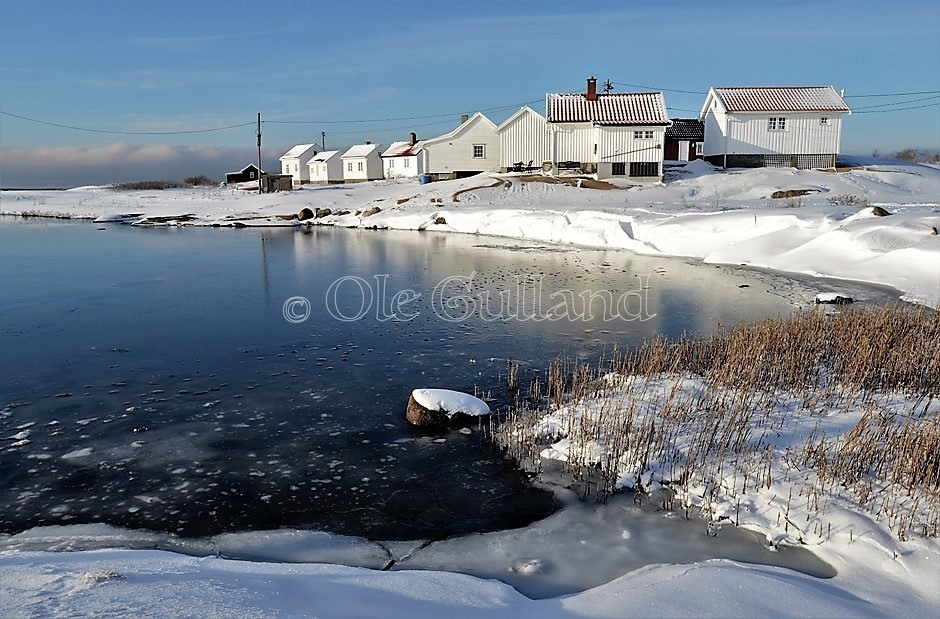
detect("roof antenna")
[603,79,613,94]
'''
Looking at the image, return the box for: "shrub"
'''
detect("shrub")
[826,194,871,206]
[185,175,215,187]
[110,180,186,191]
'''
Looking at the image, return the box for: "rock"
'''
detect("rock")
[871,206,892,217]
[815,293,854,305]
[405,388,491,427]
[314,208,332,219]
[434,216,447,225]
[361,206,382,217]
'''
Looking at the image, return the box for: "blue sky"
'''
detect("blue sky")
[1,0,938,187]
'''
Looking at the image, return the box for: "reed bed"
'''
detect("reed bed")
[496,305,940,542]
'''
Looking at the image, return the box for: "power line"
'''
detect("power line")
[263,99,544,125]
[0,110,255,135]
[845,90,940,98]
[854,101,940,114]
[613,82,707,95]
[850,94,940,110]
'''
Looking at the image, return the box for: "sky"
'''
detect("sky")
[1,0,938,188]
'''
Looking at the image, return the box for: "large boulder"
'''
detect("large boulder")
[405,389,491,427]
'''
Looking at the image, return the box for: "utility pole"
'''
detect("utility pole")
[321,131,326,151]
[256,112,263,195]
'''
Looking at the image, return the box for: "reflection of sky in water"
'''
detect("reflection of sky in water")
[0,220,897,540]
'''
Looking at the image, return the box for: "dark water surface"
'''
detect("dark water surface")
[0,218,894,541]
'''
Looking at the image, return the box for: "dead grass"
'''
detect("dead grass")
[496,305,940,540]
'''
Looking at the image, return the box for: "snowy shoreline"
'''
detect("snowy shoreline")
[2,158,938,309]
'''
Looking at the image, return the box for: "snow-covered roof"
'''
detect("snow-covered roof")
[546,92,670,126]
[227,164,262,175]
[381,141,424,158]
[710,87,851,113]
[342,143,382,158]
[496,106,545,132]
[308,150,341,163]
[423,112,498,145]
[665,119,704,141]
[279,144,320,160]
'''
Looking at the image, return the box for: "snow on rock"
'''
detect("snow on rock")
[406,389,490,426]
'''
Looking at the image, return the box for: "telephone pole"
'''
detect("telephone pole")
[321,131,326,151]
[256,112,263,195]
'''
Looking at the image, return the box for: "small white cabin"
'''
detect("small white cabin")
[422,113,500,180]
[279,143,321,185]
[381,135,425,179]
[699,86,851,169]
[307,150,344,184]
[341,143,384,182]
[496,106,548,172]
[546,77,671,181]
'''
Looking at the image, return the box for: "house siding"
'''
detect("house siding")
[550,123,595,164]
[498,110,548,169]
[596,126,665,180]
[423,116,500,178]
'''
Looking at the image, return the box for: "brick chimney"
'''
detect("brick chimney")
[460,114,469,124]
[409,132,417,146]
[586,76,597,101]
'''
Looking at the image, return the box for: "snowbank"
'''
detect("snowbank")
[3,162,937,306]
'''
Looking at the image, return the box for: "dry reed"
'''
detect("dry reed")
[495,304,940,541]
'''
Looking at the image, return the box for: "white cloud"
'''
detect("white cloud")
[0,143,285,188]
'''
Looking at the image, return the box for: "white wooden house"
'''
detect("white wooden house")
[496,106,548,172]
[546,77,671,181]
[279,143,321,185]
[699,86,851,169]
[381,133,425,179]
[307,150,344,184]
[421,113,500,180]
[341,143,384,182]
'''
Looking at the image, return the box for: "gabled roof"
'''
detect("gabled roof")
[546,92,670,126]
[665,118,704,141]
[342,143,383,158]
[227,164,263,175]
[381,140,424,158]
[423,112,498,146]
[279,143,321,160]
[309,150,341,163]
[708,87,850,113]
[496,106,546,132]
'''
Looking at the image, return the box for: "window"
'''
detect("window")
[820,116,829,125]
[768,117,787,131]
[633,130,654,139]
[389,158,395,168]
[629,162,659,177]
[347,162,353,172]
[472,144,485,158]
[249,171,255,179]
[404,159,410,168]
[611,162,626,175]
[357,161,364,172]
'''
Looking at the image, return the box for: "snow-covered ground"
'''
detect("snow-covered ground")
[1,159,938,616]
[2,157,937,307]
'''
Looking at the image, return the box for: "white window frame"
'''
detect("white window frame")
[820,116,829,125]
[404,158,410,168]
[768,117,787,131]
[389,158,395,168]
[633,130,654,139]
[472,144,485,158]
[346,162,353,172]
[357,161,364,172]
